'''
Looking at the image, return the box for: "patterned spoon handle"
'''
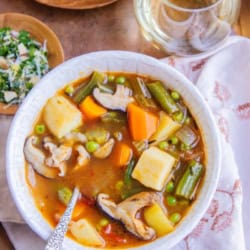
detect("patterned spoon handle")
[45,187,80,250]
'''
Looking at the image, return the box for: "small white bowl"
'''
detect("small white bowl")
[6,51,221,249]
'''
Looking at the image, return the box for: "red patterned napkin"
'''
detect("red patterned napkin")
[162,37,248,250]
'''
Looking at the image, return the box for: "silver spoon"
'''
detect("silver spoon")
[45,187,80,250]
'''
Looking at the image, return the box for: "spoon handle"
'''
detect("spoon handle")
[45,187,80,250]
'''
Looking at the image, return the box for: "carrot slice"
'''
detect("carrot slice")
[72,202,87,220]
[55,201,87,221]
[112,142,132,168]
[127,103,158,141]
[79,96,107,121]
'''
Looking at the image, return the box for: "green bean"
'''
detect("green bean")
[121,186,145,200]
[73,71,105,103]
[147,81,179,114]
[101,111,127,125]
[131,78,158,109]
[124,158,136,186]
[175,160,204,200]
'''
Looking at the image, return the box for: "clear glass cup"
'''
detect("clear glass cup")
[134,0,241,56]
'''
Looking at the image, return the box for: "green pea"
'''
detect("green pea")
[171,91,180,101]
[65,85,74,96]
[35,124,45,134]
[108,75,115,82]
[115,180,124,191]
[170,213,181,224]
[86,141,100,153]
[158,141,168,150]
[99,218,109,227]
[166,195,177,206]
[166,181,175,193]
[115,76,126,85]
[173,111,184,122]
[169,136,179,145]
[184,117,191,125]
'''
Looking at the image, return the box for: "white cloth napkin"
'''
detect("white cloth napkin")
[162,37,248,250]
[1,38,249,250]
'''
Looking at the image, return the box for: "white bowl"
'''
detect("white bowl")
[6,51,221,249]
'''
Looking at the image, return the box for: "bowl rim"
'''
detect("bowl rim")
[6,50,221,250]
[0,12,65,115]
[34,0,118,10]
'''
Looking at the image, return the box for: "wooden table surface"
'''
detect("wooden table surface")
[0,0,249,249]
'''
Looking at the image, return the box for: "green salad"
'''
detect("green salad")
[0,27,49,105]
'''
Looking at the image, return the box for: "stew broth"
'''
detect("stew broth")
[25,72,205,248]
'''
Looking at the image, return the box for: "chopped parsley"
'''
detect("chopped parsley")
[0,27,49,104]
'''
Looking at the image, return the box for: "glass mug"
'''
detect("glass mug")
[134,0,241,56]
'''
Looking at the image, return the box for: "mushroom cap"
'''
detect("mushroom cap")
[93,85,134,112]
[97,192,162,240]
[23,136,58,179]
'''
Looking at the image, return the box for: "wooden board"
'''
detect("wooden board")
[0,12,64,115]
[0,224,13,250]
[34,0,118,9]
[235,0,250,38]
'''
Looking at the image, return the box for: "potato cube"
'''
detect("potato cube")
[43,96,83,138]
[132,147,175,191]
[144,203,174,236]
[70,219,104,247]
[150,111,181,143]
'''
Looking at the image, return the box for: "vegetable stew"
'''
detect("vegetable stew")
[24,71,205,248]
